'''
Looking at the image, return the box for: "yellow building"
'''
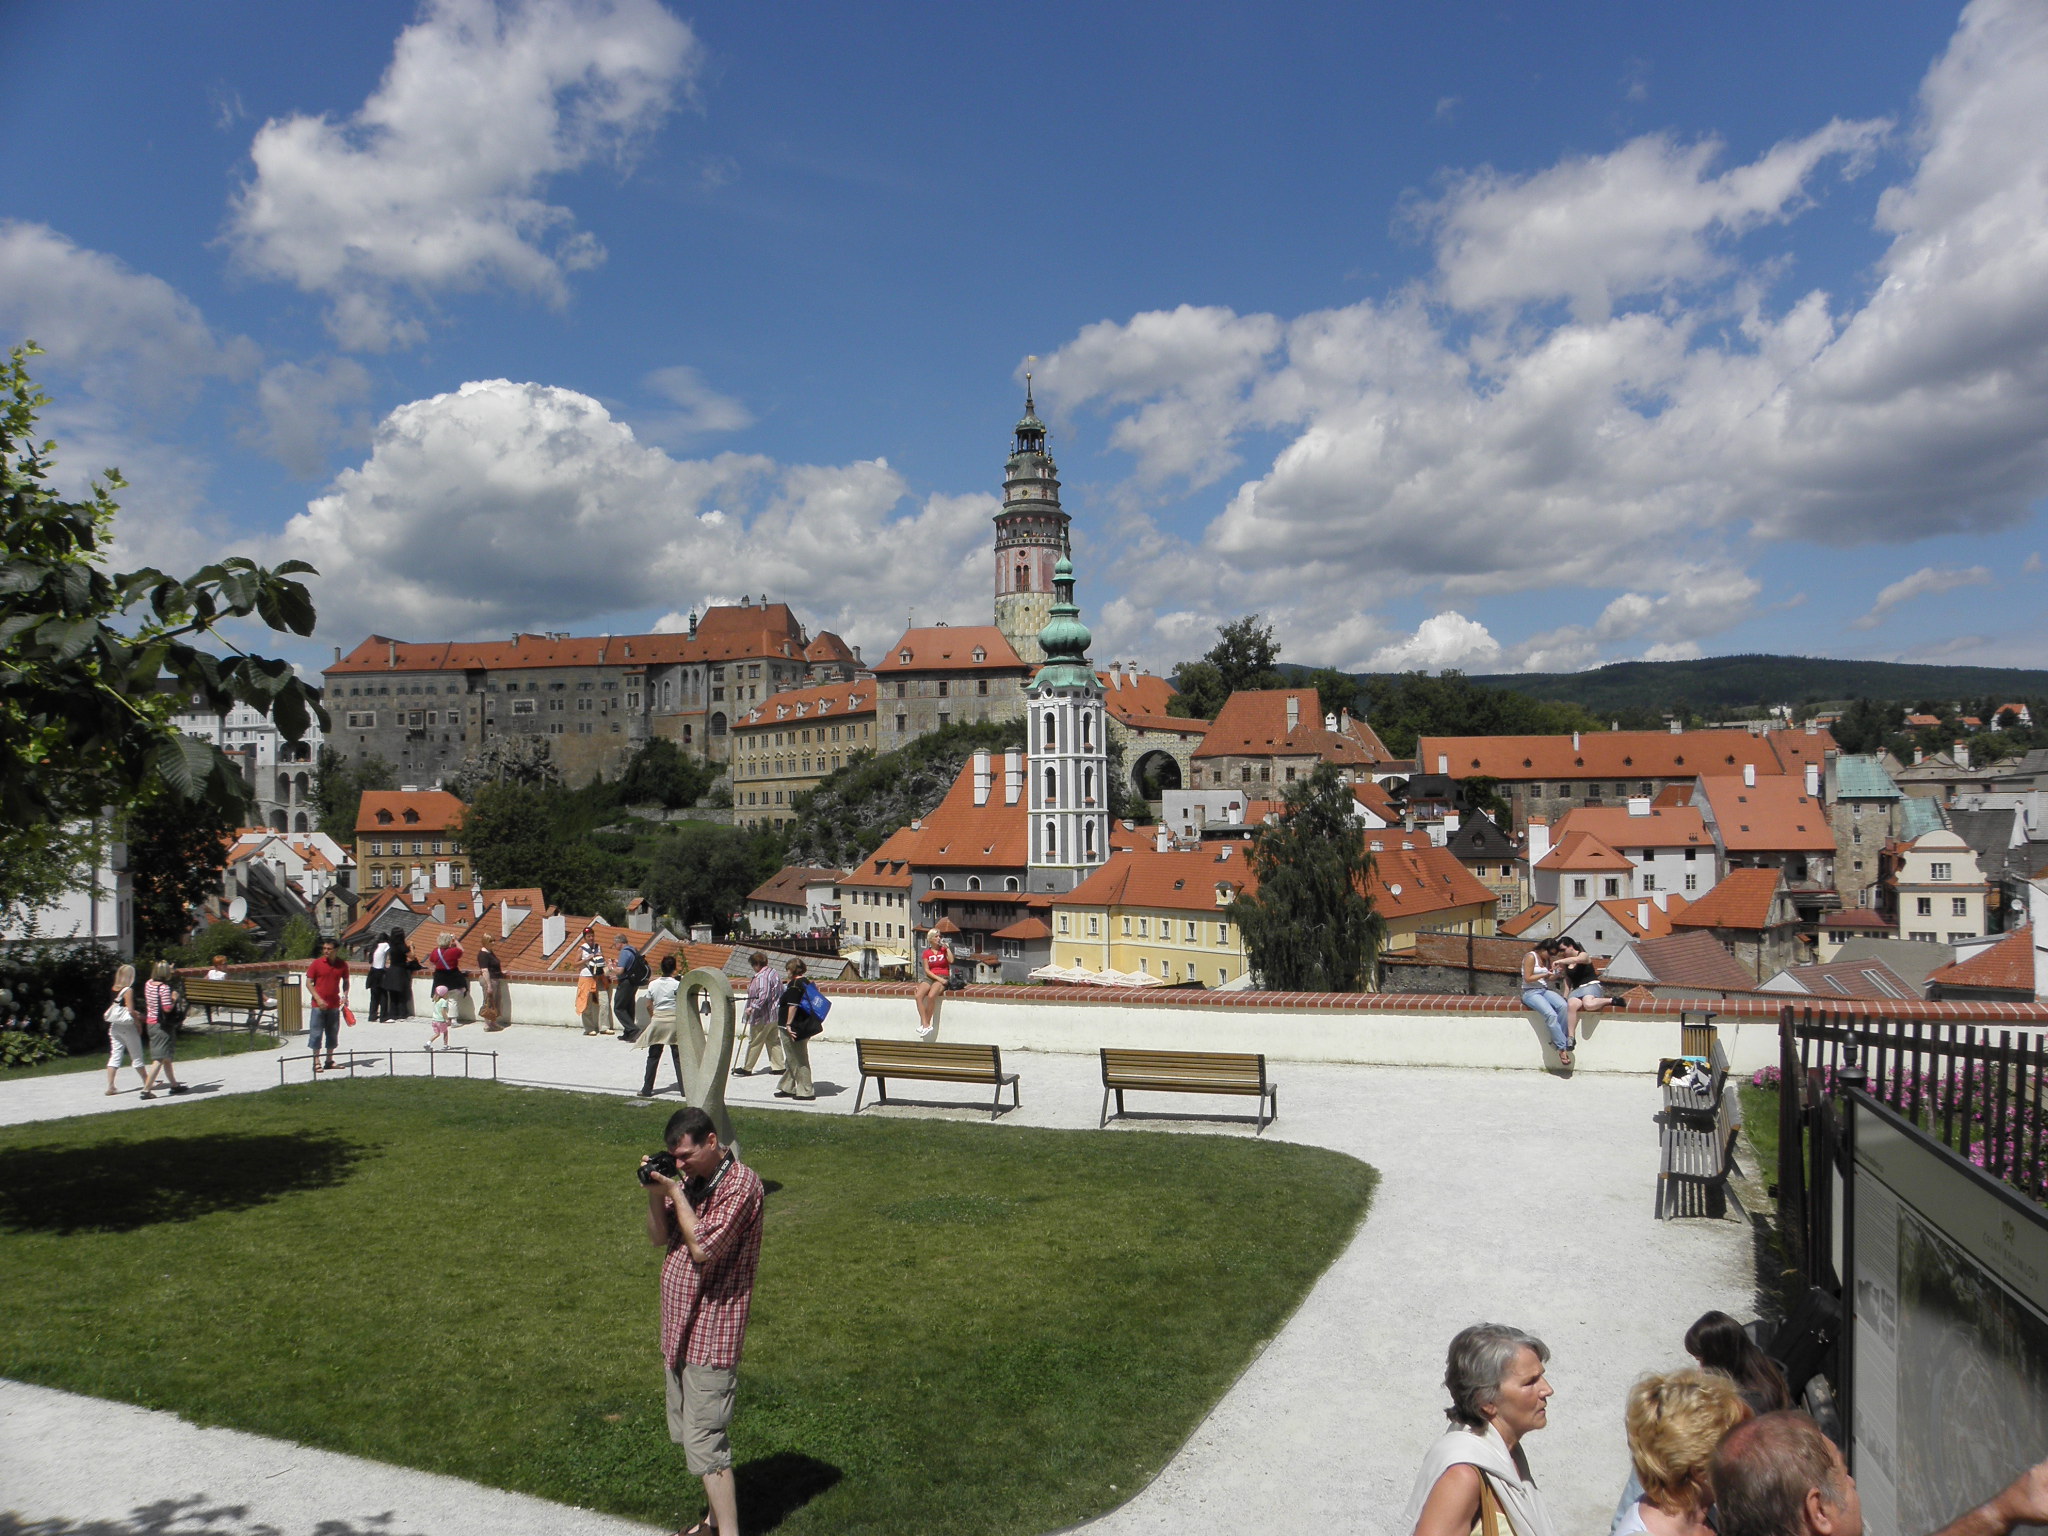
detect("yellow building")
[354,789,467,891]
[730,680,875,829]
[1049,843,1255,986]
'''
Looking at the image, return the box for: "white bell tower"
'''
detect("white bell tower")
[1026,556,1108,893]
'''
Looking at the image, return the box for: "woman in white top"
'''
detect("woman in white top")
[368,936,392,1021]
[1519,942,1573,1068]
[637,954,684,1097]
[1610,1369,1749,1536]
[104,963,149,1098]
[1405,1323,1561,1536]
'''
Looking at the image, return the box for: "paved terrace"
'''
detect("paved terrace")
[0,991,1802,1536]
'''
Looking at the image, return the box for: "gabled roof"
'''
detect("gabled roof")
[1415,728,1818,783]
[1927,927,2035,995]
[1366,840,1500,919]
[908,753,1031,868]
[1695,776,1836,853]
[1446,812,1517,860]
[1821,907,1894,932]
[733,678,873,729]
[872,626,1025,673]
[1766,958,1921,1001]
[1097,670,1178,721]
[1832,936,1957,991]
[1573,895,1690,942]
[747,867,822,909]
[325,605,809,677]
[1552,804,1711,850]
[992,915,1051,942]
[1353,780,1401,823]
[1832,754,1904,800]
[1611,930,1759,991]
[845,825,922,889]
[1899,796,1947,839]
[1535,830,1634,872]
[1192,689,1393,764]
[1055,843,1260,913]
[804,631,857,664]
[1670,868,1788,931]
[355,789,466,834]
[1501,903,1556,938]
[1946,808,2020,885]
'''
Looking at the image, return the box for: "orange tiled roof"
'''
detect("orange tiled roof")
[1535,830,1635,872]
[355,789,466,835]
[1055,843,1261,913]
[1621,930,1761,991]
[748,866,835,909]
[325,605,809,678]
[993,915,1051,941]
[871,626,1024,673]
[733,679,873,730]
[1367,841,1500,919]
[1192,689,1393,764]
[1695,776,1836,853]
[1927,927,2035,994]
[1501,903,1556,938]
[1353,780,1400,822]
[804,631,857,664]
[1098,670,1178,721]
[1553,804,1710,849]
[1415,728,1823,782]
[1669,868,1787,932]
[1109,711,1211,736]
[1582,894,1691,941]
[846,825,922,889]
[908,753,1032,868]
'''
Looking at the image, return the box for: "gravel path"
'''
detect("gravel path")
[1,1014,1758,1535]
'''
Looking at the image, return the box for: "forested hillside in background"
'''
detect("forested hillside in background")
[1456,654,2048,717]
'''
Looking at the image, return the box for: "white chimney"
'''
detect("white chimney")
[1444,811,1461,834]
[1527,816,1551,868]
[972,749,992,807]
[1638,901,1651,929]
[1654,892,1669,911]
[1156,825,1171,853]
[1955,740,1971,771]
[1743,763,1756,788]
[1324,712,1338,732]
[1340,709,1351,734]
[1003,749,1022,805]
[1572,731,1581,751]
[1805,763,1820,798]
[1436,754,1449,775]
[1669,719,1682,734]
[1914,747,1925,765]
[501,903,528,939]
[541,912,565,958]
[1226,800,1244,827]
[1286,696,1300,731]
[1628,796,1651,817]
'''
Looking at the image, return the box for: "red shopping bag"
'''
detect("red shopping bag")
[343,1006,358,1027]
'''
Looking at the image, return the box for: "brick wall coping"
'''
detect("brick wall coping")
[180,964,2048,1023]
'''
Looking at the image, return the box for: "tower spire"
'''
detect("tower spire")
[992,372,1069,665]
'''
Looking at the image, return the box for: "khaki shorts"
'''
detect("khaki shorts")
[665,1362,737,1475]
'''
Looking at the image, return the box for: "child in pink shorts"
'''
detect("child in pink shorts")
[427,985,453,1048]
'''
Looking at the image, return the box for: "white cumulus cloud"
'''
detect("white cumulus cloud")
[1849,564,1993,630]
[227,0,699,350]
[274,379,996,659]
[1366,611,1502,673]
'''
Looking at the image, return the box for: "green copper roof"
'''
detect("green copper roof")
[1032,556,1097,690]
[1833,753,1903,800]
[1899,796,1946,839]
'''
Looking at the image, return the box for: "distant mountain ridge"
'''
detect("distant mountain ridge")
[1456,654,2048,715]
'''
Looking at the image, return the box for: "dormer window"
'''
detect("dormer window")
[403,809,420,824]
[376,810,394,825]
[972,647,986,663]
[899,650,913,665]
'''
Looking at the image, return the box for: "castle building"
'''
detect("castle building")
[1025,555,1111,890]
[992,380,1071,667]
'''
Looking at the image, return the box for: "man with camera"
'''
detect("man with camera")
[641,1106,765,1536]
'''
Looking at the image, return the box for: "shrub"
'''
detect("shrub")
[274,915,321,961]
[169,920,261,970]
[0,941,122,1054]
[0,1028,65,1069]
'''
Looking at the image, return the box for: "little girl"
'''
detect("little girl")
[427,984,454,1049]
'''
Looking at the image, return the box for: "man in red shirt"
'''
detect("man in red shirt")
[642,1106,765,1536]
[304,939,350,1073]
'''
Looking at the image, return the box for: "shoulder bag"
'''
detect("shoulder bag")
[1471,1473,1505,1536]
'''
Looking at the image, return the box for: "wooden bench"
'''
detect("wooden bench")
[854,1039,1019,1119]
[1100,1048,1277,1133]
[1655,1020,1738,1219]
[181,978,272,1030]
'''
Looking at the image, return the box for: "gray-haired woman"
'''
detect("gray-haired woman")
[1404,1323,1562,1536]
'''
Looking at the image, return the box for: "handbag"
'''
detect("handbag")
[104,1001,133,1027]
[944,968,967,992]
[1472,1473,1504,1536]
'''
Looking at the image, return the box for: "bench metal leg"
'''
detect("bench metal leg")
[1100,1086,1112,1129]
[855,1074,868,1113]
[991,1079,1002,1120]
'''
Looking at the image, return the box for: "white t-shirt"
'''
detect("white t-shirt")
[206,967,228,980]
[1610,1499,1650,1536]
[372,941,391,969]
[645,976,681,1018]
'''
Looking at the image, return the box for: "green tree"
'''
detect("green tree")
[646,824,782,938]
[461,781,614,915]
[1169,614,1285,719]
[616,737,712,810]
[1355,670,1601,758]
[1302,667,1359,721]
[128,787,245,959]
[1227,763,1385,991]
[171,919,261,970]
[0,343,324,912]
[782,718,1028,868]
[273,914,321,961]
[311,746,395,839]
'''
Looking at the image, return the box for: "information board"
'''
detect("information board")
[1851,1096,2048,1536]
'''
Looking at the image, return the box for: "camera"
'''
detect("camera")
[637,1150,679,1186]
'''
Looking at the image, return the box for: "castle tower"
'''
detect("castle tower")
[993,377,1071,666]
[1026,555,1108,892]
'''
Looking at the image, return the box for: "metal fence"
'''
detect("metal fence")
[1776,1005,2048,1288]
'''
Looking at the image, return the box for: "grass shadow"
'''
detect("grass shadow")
[0,1497,400,1536]
[735,1451,844,1535]
[0,1132,370,1235]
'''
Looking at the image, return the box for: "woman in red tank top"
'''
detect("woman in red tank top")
[915,932,950,1039]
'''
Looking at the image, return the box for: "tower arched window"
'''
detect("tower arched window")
[1043,819,1059,861]
[1044,765,1058,803]
[1042,713,1056,751]
[967,876,981,892]
[1084,820,1097,859]
[1083,766,1095,804]
[1016,565,1029,591]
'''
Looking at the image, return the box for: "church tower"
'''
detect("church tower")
[1026,555,1109,892]
[993,378,1071,666]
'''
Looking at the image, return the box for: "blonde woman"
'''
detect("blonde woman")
[104,964,149,1098]
[1613,1369,1751,1536]
[142,959,188,1096]
[914,930,951,1040]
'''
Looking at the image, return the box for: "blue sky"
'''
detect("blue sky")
[5,0,2046,678]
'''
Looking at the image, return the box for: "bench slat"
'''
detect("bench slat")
[854,1039,1019,1119]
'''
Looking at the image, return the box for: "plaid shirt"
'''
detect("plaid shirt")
[743,966,781,1023]
[659,1156,765,1370]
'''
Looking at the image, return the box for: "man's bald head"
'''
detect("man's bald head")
[1713,1412,1856,1536]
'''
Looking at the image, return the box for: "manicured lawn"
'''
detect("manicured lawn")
[1,1029,278,1080]
[0,1080,1376,1535]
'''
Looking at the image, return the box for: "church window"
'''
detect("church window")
[1043,819,1058,861]
[1044,765,1058,802]
[1016,565,1029,590]
[1082,713,1093,748]
[1042,714,1056,750]
[1084,821,1097,859]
